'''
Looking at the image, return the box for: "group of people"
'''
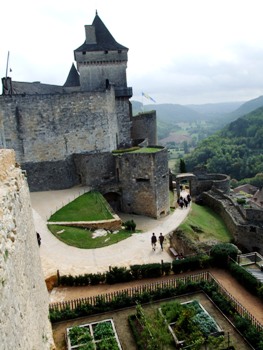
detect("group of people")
[151,232,164,251]
[177,193,191,209]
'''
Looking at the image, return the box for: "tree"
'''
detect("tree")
[179,159,187,173]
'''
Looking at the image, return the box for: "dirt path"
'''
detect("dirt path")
[50,268,263,326]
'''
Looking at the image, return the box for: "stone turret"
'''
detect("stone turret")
[74,11,129,91]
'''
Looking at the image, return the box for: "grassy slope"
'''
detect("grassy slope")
[178,203,232,243]
[48,191,113,222]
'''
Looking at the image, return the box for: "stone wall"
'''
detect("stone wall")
[24,156,79,191]
[116,147,170,218]
[74,152,116,189]
[196,174,230,195]
[0,87,118,164]
[116,98,132,147]
[0,149,54,349]
[203,190,263,254]
[131,111,157,145]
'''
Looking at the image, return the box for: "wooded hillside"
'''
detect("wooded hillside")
[184,107,263,180]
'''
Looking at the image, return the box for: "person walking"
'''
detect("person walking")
[159,233,164,251]
[151,233,157,251]
[36,232,41,247]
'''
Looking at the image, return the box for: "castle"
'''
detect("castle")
[0,12,170,219]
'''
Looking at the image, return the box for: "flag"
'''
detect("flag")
[142,92,156,103]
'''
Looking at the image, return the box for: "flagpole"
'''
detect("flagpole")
[5,51,10,79]
[141,92,144,112]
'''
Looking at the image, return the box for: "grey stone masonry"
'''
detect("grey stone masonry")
[116,147,170,218]
[0,149,54,349]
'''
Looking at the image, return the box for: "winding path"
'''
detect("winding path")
[30,187,190,279]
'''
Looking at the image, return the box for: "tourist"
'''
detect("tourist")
[159,233,164,251]
[36,232,41,247]
[151,233,157,251]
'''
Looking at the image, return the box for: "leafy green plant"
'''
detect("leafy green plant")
[124,219,136,231]
[96,337,119,350]
[68,326,92,346]
[210,243,238,267]
[93,321,114,340]
[106,266,133,284]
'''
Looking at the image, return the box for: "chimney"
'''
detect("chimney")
[85,25,96,44]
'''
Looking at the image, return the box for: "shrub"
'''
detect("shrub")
[124,219,136,232]
[162,262,172,275]
[130,264,142,280]
[172,254,211,274]
[228,262,260,294]
[105,266,133,284]
[140,263,162,278]
[210,243,238,268]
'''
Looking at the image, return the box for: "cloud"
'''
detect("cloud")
[2,0,263,104]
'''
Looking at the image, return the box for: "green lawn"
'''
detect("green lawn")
[48,191,113,222]
[48,225,139,249]
[178,203,232,242]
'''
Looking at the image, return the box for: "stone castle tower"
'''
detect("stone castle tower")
[74,11,128,91]
[0,12,170,219]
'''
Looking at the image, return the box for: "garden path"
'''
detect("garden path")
[50,268,263,327]
[30,187,263,329]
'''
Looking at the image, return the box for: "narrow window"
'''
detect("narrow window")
[136,178,150,183]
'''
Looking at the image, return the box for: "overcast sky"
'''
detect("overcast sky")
[2,0,263,105]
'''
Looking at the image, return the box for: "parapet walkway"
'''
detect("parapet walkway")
[30,187,190,279]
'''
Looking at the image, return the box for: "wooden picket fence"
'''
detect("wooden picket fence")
[49,270,263,332]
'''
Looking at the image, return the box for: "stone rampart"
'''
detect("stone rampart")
[203,190,263,254]
[131,111,157,146]
[0,88,118,164]
[196,173,230,195]
[0,149,54,349]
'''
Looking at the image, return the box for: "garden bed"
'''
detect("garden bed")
[161,300,224,348]
[67,319,122,350]
[52,293,252,350]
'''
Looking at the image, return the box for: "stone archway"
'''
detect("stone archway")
[103,192,121,212]
[175,173,198,198]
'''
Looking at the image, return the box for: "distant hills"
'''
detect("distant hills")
[132,95,263,146]
[131,95,263,125]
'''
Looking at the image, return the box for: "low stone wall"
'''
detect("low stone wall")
[196,173,230,195]
[48,214,122,231]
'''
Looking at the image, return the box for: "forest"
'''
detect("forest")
[184,107,263,181]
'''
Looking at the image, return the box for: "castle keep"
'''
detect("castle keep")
[0,12,170,219]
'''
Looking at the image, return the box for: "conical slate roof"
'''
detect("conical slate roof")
[75,12,128,52]
[64,64,80,87]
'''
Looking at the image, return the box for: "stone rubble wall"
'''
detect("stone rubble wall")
[203,190,263,254]
[0,149,54,350]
